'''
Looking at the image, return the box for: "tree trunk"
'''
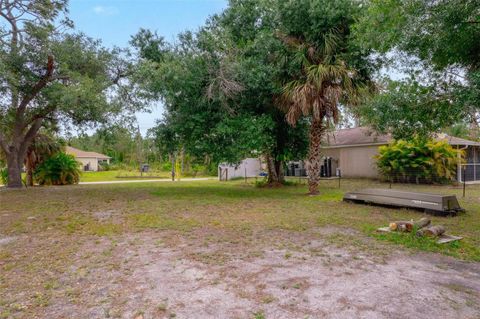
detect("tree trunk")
[306,119,325,195]
[26,162,34,187]
[275,160,285,183]
[416,225,446,237]
[266,154,284,185]
[6,150,23,188]
[25,151,35,187]
[170,153,175,181]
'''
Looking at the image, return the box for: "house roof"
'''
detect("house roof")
[435,134,480,147]
[322,127,391,148]
[66,146,111,159]
[322,127,480,148]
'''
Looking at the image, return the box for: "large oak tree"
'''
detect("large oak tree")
[0,0,140,187]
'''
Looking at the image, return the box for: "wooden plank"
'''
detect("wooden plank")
[376,227,392,233]
[436,234,463,244]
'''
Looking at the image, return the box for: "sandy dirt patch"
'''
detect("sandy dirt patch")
[27,228,478,319]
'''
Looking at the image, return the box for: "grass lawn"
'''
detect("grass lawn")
[79,170,172,182]
[1,179,479,318]
[0,170,205,185]
[78,170,215,182]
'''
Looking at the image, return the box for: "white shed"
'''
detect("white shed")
[218,158,262,180]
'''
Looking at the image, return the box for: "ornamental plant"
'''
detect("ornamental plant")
[376,139,462,184]
[34,153,81,186]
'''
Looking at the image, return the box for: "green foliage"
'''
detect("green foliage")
[446,123,475,141]
[0,166,7,185]
[133,0,310,175]
[98,162,111,171]
[0,1,145,187]
[354,0,480,70]
[34,153,81,185]
[253,311,266,319]
[69,126,158,165]
[354,0,480,137]
[359,79,465,140]
[376,139,461,183]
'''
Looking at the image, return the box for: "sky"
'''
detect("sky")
[68,0,228,134]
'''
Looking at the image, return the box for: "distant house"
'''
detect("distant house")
[321,127,480,182]
[66,146,111,172]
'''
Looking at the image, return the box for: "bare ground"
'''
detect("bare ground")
[2,227,479,319]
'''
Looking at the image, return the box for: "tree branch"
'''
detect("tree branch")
[17,55,55,115]
[19,118,43,158]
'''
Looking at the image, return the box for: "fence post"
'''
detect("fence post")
[338,169,341,188]
[463,165,466,198]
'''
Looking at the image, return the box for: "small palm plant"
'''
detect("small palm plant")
[34,153,81,186]
[24,133,64,186]
[281,30,373,194]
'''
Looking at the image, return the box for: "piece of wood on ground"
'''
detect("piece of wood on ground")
[390,218,431,232]
[436,234,463,244]
[413,217,431,229]
[377,227,392,233]
[416,225,446,237]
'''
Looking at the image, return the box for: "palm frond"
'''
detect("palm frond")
[320,28,342,57]
[280,28,373,127]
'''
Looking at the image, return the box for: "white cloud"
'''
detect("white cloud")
[93,5,119,16]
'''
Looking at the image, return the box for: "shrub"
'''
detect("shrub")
[98,162,111,171]
[0,167,7,185]
[161,161,173,172]
[376,139,462,183]
[34,153,81,185]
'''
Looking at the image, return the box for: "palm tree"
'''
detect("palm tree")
[24,133,64,186]
[281,30,373,195]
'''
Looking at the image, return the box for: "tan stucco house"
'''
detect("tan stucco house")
[321,127,480,182]
[66,146,111,172]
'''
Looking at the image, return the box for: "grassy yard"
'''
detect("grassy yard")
[1,179,479,318]
[79,170,171,182]
[0,170,206,185]
[79,170,216,182]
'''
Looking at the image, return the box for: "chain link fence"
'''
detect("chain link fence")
[382,169,456,185]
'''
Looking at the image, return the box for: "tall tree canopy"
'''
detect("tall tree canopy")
[0,0,142,187]
[68,125,158,165]
[359,78,466,140]
[355,0,480,139]
[278,0,376,194]
[133,0,310,184]
[133,0,378,191]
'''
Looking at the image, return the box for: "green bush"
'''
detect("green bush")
[98,162,111,171]
[34,153,81,185]
[161,161,173,171]
[0,167,7,185]
[376,139,462,183]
